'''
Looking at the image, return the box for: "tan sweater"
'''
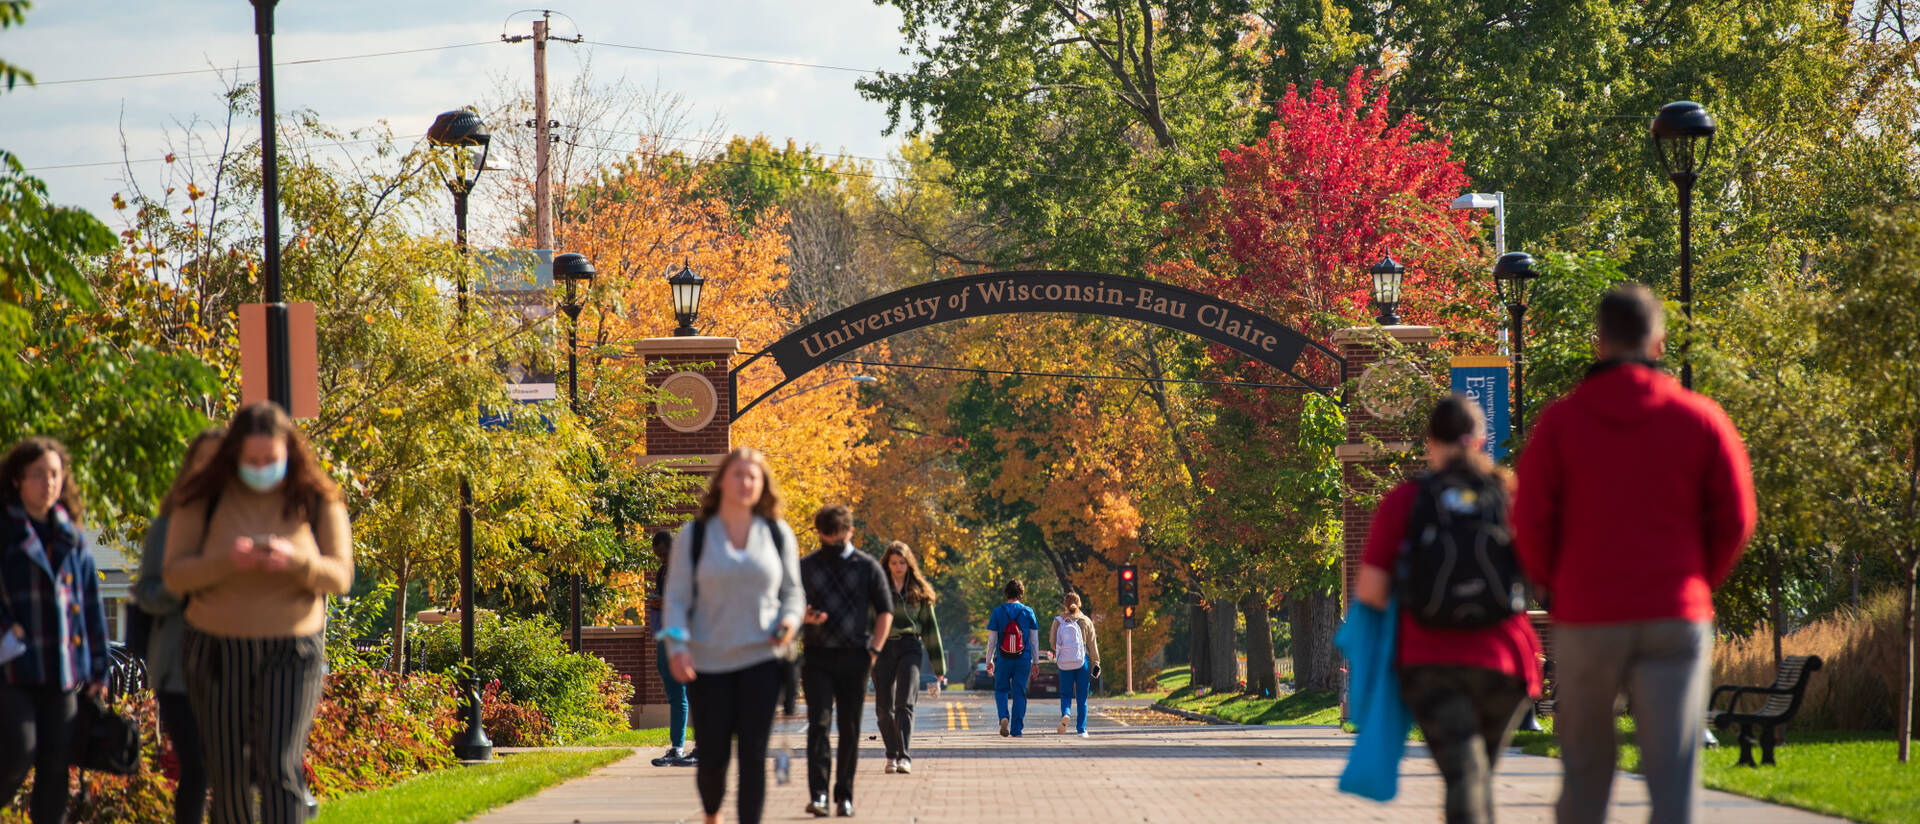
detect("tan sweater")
[162,483,353,638]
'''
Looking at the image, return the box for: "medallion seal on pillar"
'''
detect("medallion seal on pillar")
[658,371,719,433]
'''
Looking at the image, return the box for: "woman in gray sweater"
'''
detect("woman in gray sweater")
[661,447,803,824]
[132,427,223,824]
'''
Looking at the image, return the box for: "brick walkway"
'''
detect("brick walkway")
[466,692,1838,824]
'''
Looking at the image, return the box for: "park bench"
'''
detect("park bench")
[1707,654,1823,767]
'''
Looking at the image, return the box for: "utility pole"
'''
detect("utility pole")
[504,10,584,650]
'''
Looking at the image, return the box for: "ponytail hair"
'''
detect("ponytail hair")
[1425,394,1496,476]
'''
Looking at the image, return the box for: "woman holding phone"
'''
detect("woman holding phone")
[165,403,352,824]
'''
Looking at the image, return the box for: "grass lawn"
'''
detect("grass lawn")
[570,727,675,748]
[1515,718,1920,824]
[311,748,629,824]
[1153,667,1340,725]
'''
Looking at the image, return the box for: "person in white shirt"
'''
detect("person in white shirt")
[1051,593,1101,737]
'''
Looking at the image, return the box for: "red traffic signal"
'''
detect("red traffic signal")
[1117,564,1139,606]
[1120,567,1135,581]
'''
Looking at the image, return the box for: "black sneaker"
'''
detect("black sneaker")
[672,751,698,767]
[807,795,832,817]
[651,747,684,767]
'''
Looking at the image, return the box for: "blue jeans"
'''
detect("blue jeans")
[992,656,1032,735]
[1058,665,1090,733]
[657,640,689,749]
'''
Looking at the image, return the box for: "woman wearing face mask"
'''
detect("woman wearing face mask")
[165,403,352,824]
[134,428,225,824]
[0,437,110,824]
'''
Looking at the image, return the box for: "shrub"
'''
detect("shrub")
[0,663,459,824]
[1714,589,1916,732]
[305,662,460,798]
[412,613,631,743]
[480,679,555,747]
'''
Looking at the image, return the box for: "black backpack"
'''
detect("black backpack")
[1396,469,1527,630]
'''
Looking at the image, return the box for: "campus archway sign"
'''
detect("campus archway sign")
[729,270,1344,417]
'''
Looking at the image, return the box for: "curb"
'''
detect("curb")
[1149,702,1237,726]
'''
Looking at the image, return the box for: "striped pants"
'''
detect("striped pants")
[183,629,326,824]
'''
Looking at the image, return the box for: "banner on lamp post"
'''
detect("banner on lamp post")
[1449,355,1511,460]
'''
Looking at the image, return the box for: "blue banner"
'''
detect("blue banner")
[1450,356,1511,460]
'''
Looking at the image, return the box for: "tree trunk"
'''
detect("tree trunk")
[1902,558,1916,762]
[1768,541,1786,669]
[1208,598,1239,691]
[1242,592,1278,697]
[388,559,410,673]
[1290,586,1342,693]
[1190,600,1213,688]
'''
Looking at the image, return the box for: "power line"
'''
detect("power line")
[24,133,427,172]
[21,41,497,88]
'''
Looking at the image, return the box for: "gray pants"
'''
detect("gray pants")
[1553,620,1711,824]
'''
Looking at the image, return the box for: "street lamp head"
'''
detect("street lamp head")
[667,260,706,337]
[1491,251,1540,306]
[1368,251,1406,325]
[552,252,596,283]
[428,109,492,191]
[850,375,879,384]
[1650,100,1715,182]
[1449,193,1499,211]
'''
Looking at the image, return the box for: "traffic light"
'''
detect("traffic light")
[1123,604,1136,629]
[1117,564,1138,607]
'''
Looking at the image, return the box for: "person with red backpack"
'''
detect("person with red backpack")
[984,580,1039,738]
[1356,395,1543,824]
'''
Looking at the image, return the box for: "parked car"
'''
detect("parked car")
[1027,652,1059,698]
[968,656,993,691]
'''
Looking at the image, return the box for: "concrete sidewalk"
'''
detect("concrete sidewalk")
[465,695,1839,824]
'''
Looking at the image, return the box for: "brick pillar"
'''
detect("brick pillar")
[1334,325,1439,603]
[627,336,739,726]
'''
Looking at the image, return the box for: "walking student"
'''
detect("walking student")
[797,505,892,818]
[1356,396,1543,824]
[135,428,225,824]
[874,541,943,775]
[646,530,694,768]
[1515,285,1755,824]
[164,402,353,824]
[985,579,1038,738]
[1051,593,1100,737]
[0,437,110,824]
[660,448,803,824]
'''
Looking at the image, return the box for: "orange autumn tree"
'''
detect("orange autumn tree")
[555,143,875,600]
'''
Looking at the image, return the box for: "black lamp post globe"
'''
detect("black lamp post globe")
[1649,100,1714,389]
[554,252,595,653]
[1491,251,1541,441]
[1369,252,1406,325]
[667,261,706,337]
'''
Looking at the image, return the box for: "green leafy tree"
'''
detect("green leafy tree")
[0,1,36,90]
[1819,204,1920,760]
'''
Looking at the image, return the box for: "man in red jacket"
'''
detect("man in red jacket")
[1514,284,1756,824]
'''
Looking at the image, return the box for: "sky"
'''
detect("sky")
[2,0,913,230]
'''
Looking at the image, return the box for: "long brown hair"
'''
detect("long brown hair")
[177,403,339,520]
[160,427,228,517]
[1426,394,1496,477]
[879,541,936,605]
[1,437,85,524]
[695,447,783,522]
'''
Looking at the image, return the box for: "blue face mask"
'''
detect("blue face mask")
[237,459,288,492]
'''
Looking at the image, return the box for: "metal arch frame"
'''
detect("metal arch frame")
[728,270,1346,419]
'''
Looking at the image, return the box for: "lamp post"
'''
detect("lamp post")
[1369,251,1406,325]
[555,252,597,653]
[667,260,706,336]
[428,107,493,763]
[1650,100,1716,390]
[250,0,291,412]
[1492,252,1541,440]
